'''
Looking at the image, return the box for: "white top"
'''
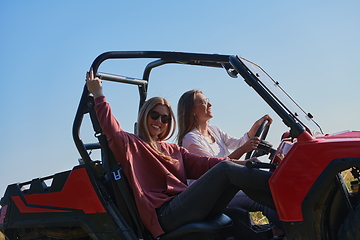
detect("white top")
[182,125,249,158]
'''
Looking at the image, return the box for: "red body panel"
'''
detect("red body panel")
[12,168,106,214]
[269,131,360,222]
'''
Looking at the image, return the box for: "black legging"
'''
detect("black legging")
[157,161,274,233]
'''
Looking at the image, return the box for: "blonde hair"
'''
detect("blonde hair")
[137,97,177,161]
[177,90,202,146]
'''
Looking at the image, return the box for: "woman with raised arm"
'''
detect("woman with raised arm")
[86,68,274,238]
[177,89,284,237]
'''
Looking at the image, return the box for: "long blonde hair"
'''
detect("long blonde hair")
[177,90,202,146]
[137,97,177,161]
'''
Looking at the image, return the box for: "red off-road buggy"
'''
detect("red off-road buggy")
[1,51,359,240]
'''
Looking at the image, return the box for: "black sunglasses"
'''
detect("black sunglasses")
[149,110,171,124]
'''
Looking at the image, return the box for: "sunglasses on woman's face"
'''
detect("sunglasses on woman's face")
[195,98,210,107]
[149,110,171,124]
[201,98,210,106]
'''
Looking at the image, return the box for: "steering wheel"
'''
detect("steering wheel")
[245,120,270,159]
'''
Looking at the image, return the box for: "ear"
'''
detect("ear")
[192,107,198,117]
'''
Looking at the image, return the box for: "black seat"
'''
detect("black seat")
[160,213,233,240]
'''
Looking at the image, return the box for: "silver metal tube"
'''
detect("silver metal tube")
[96,72,147,86]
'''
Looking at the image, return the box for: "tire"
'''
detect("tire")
[338,204,360,240]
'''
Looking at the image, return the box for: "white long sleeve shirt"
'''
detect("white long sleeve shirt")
[182,125,249,158]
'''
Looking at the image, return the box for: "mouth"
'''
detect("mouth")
[151,124,161,129]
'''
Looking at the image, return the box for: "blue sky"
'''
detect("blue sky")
[1,1,359,195]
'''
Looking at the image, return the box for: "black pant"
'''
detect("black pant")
[157,161,274,233]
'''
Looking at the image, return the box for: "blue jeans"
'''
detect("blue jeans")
[157,161,274,233]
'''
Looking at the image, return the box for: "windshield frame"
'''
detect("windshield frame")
[230,55,322,138]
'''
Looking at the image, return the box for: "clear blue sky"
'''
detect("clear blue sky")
[1,1,359,196]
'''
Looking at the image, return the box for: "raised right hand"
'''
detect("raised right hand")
[86,67,104,98]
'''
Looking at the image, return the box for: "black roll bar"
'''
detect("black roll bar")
[73,51,308,167]
[72,51,309,168]
[73,51,308,168]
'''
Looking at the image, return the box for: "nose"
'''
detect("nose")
[153,116,162,122]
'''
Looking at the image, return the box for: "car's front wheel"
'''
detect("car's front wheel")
[338,204,360,240]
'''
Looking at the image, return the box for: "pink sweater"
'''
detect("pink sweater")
[94,96,223,237]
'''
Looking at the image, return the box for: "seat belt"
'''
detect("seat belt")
[87,96,146,238]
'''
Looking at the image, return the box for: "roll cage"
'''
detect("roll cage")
[72,51,312,167]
